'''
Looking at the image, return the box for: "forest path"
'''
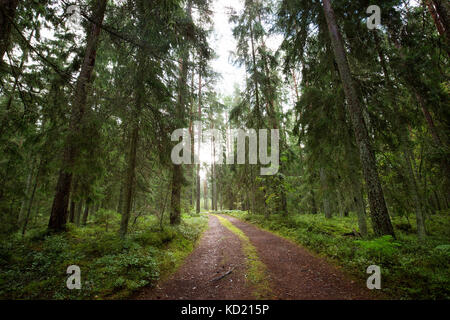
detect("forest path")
[218,214,376,300]
[134,214,254,299]
[136,213,377,300]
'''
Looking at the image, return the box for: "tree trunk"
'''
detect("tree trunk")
[390,33,450,201]
[18,158,34,229]
[258,16,288,215]
[117,183,124,214]
[353,180,368,237]
[119,36,148,236]
[203,179,208,211]
[75,200,83,226]
[170,1,191,224]
[170,163,182,224]
[320,167,332,219]
[120,124,139,236]
[69,199,75,223]
[311,188,318,214]
[429,0,450,47]
[249,20,262,125]
[21,167,39,236]
[189,72,195,208]
[82,203,90,226]
[322,0,395,237]
[401,130,426,240]
[211,121,217,211]
[48,0,107,232]
[68,177,78,223]
[196,72,202,214]
[0,0,19,64]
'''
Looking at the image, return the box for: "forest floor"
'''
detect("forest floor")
[135,213,378,300]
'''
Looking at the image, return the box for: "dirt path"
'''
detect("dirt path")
[137,213,377,300]
[219,214,375,300]
[135,214,253,300]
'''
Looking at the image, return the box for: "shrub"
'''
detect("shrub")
[0,214,208,299]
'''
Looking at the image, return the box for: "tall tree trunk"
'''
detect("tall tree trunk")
[119,33,147,236]
[249,20,262,125]
[196,72,202,214]
[320,167,332,219]
[428,0,450,47]
[170,1,191,224]
[68,177,78,223]
[69,199,75,223]
[0,0,19,64]
[170,163,182,224]
[21,169,38,237]
[75,200,83,226]
[210,120,217,211]
[120,121,139,236]
[196,162,201,213]
[388,26,450,200]
[211,166,215,210]
[322,0,395,237]
[353,178,368,237]
[117,183,124,214]
[427,1,446,38]
[311,188,318,214]
[18,157,35,229]
[258,13,288,215]
[203,179,208,211]
[189,72,195,208]
[401,130,426,239]
[82,203,90,226]
[48,0,107,232]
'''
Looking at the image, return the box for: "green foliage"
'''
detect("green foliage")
[1,0,449,302]
[0,215,207,299]
[224,210,450,299]
[355,236,402,262]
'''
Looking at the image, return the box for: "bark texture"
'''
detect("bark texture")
[322,0,394,237]
[0,0,19,63]
[48,0,107,232]
[82,203,89,226]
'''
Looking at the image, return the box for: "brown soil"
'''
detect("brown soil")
[219,214,377,300]
[136,213,379,300]
[134,214,253,300]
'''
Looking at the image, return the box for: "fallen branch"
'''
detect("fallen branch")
[210,266,235,282]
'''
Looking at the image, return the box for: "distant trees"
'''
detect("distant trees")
[0,0,447,241]
[213,0,448,240]
[0,0,214,236]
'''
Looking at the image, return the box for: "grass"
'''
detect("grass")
[0,210,208,299]
[222,209,450,300]
[214,214,274,299]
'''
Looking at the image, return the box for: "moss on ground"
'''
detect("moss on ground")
[222,210,450,300]
[214,214,274,299]
[0,212,208,299]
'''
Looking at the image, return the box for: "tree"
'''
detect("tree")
[321,0,394,237]
[0,0,19,64]
[48,0,107,232]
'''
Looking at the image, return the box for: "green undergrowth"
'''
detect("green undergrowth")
[0,211,208,299]
[221,210,450,300]
[214,214,273,299]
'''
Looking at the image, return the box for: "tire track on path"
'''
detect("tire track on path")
[219,214,377,300]
[136,214,253,300]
